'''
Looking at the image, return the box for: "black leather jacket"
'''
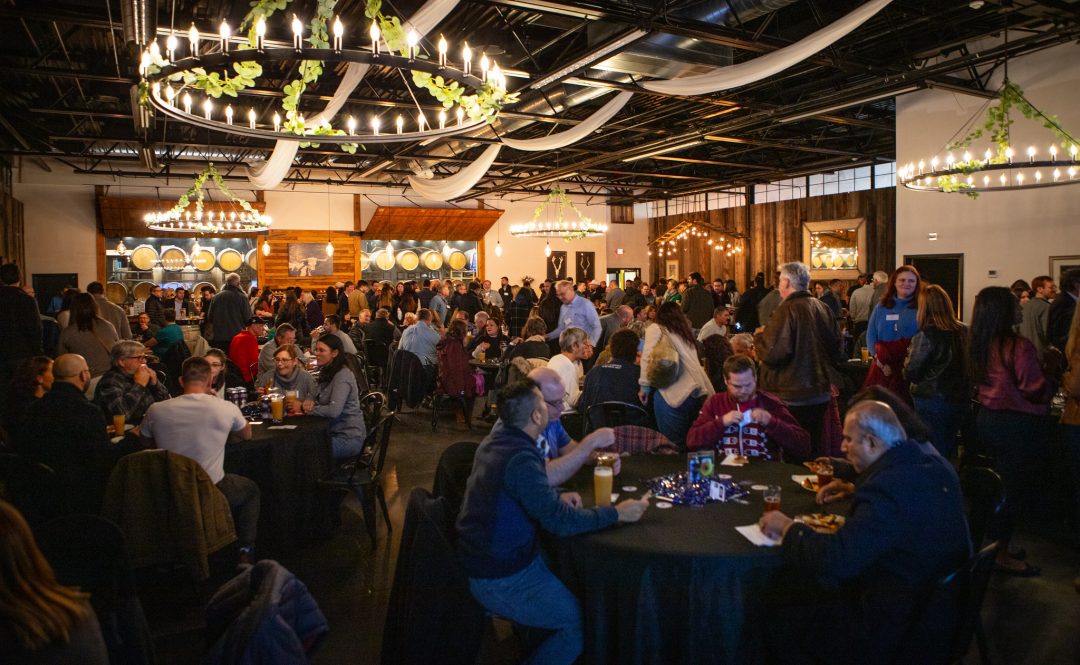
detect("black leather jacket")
[903,327,970,401]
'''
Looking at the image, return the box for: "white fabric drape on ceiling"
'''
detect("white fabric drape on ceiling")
[408,144,502,201]
[245,0,461,189]
[641,0,892,96]
[500,91,634,152]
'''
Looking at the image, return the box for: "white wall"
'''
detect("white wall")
[18,182,99,288]
[896,42,1080,318]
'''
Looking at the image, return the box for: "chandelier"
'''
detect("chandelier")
[143,163,271,234]
[649,221,745,259]
[137,11,514,147]
[510,185,609,239]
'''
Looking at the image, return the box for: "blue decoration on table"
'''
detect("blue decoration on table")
[645,472,748,506]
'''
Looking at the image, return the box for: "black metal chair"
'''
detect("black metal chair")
[364,339,391,388]
[318,411,396,547]
[432,393,473,432]
[586,400,651,433]
[431,441,480,518]
[960,466,1006,549]
[948,542,1000,665]
[360,391,388,432]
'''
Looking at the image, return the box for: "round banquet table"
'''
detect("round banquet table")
[555,454,840,665]
[224,416,336,556]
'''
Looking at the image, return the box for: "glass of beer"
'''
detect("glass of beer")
[285,390,299,413]
[112,414,125,435]
[860,347,870,362]
[816,460,834,489]
[270,395,284,423]
[594,466,613,508]
[763,485,781,512]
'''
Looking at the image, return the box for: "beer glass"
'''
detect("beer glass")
[763,485,781,512]
[594,466,613,508]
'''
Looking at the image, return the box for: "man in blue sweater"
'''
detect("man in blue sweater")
[457,380,649,665]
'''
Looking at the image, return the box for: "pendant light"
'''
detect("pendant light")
[191,239,201,256]
[495,219,503,256]
[325,186,334,257]
[262,238,271,256]
[544,241,551,258]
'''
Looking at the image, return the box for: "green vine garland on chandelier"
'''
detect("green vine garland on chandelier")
[165,163,261,220]
[532,185,597,241]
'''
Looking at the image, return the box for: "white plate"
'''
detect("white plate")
[791,474,819,492]
[110,436,125,444]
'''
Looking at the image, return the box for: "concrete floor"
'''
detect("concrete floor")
[146,408,1080,665]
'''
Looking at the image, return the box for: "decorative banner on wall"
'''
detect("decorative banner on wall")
[576,251,595,283]
[547,250,568,282]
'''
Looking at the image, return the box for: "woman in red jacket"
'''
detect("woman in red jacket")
[436,319,476,423]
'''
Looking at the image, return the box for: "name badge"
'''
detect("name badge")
[886,314,900,321]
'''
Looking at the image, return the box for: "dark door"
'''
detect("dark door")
[32,273,78,315]
[903,254,963,319]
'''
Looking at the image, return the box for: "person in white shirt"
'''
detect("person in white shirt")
[140,356,259,562]
[546,327,593,411]
[322,315,357,354]
[697,307,732,341]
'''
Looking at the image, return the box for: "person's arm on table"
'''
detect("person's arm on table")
[545,428,615,487]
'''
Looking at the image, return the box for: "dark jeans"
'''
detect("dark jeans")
[975,408,1050,542]
[216,473,260,550]
[787,401,829,458]
[653,392,705,449]
[913,397,967,460]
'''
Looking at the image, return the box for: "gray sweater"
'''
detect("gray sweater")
[311,368,366,447]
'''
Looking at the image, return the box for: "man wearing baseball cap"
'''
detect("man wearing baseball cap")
[230,316,268,383]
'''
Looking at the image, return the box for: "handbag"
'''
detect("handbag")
[472,369,487,396]
[647,329,680,389]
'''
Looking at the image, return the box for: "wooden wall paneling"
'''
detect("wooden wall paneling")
[261,230,358,289]
[0,192,25,270]
[364,206,504,240]
[97,195,268,239]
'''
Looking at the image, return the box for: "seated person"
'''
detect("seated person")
[759,401,971,665]
[131,312,159,345]
[300,334,366,459]
[3,355,52,438]
[0,500,109,664]
[402,312,418,328]
[141,357,259,565]
[468,318,510,361]
[255,343,317,405]
[457,380,648,665]
[146,308,184,357]
[322,314,357,355]
[696,306,731,341]
[686,354,810,462]
[94,340,171,424]
[347,309,370,349]
[204,348,243,399]
[578,329,642,417]
[229,317,267,384]
[729,332,756,359]
[258,323,296,377]
[362,308,398,347]
[546,327,592,412]
[506,317,551,362]
[436,320,476,422]
[399,308,441,367]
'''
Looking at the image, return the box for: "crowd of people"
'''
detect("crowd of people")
[2,255,1080,664]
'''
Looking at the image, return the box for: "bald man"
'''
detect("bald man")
[16,354,135,507]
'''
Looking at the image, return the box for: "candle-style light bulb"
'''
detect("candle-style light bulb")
[930,156,939,170]
[491,63,502,88]
[333,17,343,50]
[406,29,419,60]
[983,175,990,186]
[1053,168,1062,181]
[202,98,213,119]
[370,22,380,54]
[273,112,280,132]
[417,113,425,131]
[962,151,972,163]
[438,110,446,129]
[262,240,270,256]
[292,15,304,48]
[165,86,175,104]
[1050,145,1058,161]
[189,24,200,54]
[945,152,954,168]
[999,174,1007,186]
[1071,144,1079,159]
[371,116,381,136]
[1005,146,1014,162]
[219,20,231,52]
[1027,146,1036,162]
[1016,172,1025,185]
[1035,171,1042,182]
[438,35,447,66]
[166,34,177,60]
[247,108,255,129]
[462,42,472,76]
[182,92,192,113]
[396,114,404,134]
[456,106,464,126]
[255,16,266,49]
[326,241,334,257]
[984,148,992,162]
[225,105,233,124]
[139,50,151,76]
[347,116,356,134]
[480,53,490,82]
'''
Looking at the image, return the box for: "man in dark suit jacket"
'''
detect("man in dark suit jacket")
[0,264,43,401]
[760,400,970,665]
[1048,268,1080,350]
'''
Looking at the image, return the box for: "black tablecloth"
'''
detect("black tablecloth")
[224,416,335,555]
[556,455,836,665]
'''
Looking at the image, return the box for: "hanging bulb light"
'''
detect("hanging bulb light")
[544,242,551,258]
[326,241,334,257]
[192,239,201,255]
[495,241,503,257]
[116,240,127,255]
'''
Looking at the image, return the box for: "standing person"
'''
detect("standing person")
[86,281,132,339]
[206,273,253,352]
[456,380,648,665]
[0,500,109,665]
[598,305,633,348]
[1048,268,1080,351]
[436,319,477,424]
[430,284,451,326]
[863,266,921,400]
[300,334,366,459]
[301,289,325,331]
[604,280,625,310]
[166,286,195,320]
[820,279,844,319]
[538,281,563,338]
[480,279,503,310]
[902,285,970,459]
[337,281,354,317]
[417,279,435,309]
[680,272,714,332]
[350,281,371,317]
[639,302,715,446]
[274,289,308,339]
[848,272,885,340]
[144,285,167,328]
[506,284,535,339]
[322,286,339,318]
[140,356,259,566]
[547,280,602,348]
[498,276,514,307]
[57,293,121,377]
[711,279,729,308]
[754,262,844,457]
[1060,302,1080,592]
[0,263,43,399]
[640,282,656,307]
[756,273,783,328]
[1020,275,1056,358]
[847,273,867,303]
[229,317,267,384]
[735,272,769,333]
[970,286,1053,575]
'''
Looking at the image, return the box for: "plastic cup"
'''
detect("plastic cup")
[594,466,613,508]
[763,485,781,512]
[860,347,870,362]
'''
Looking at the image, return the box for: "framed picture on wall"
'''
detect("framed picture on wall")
[1050,255,1080,287]
[288,243,334,277]
[802,218,866,281]
[665,260,680,280]
[547,250,567,281]
[575,251,595,283]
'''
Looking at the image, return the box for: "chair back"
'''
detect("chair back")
[960,466,1005,548]
[587,400,651,432]
[360,391,387,431]
[0,453,71,526]
[432,441,480,517]
[365,411,397,478]
[947,541,1000,663]
[365,339,391,370]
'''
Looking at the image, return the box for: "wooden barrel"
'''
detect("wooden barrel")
[160,247,188,271]
[421,250,443,270]
[375,248,396,271]
[105,281,127,305]
[359,251,371,271]
[130,244,158,271]
[132,281,155,302]
[244,248,257,271]
[447,250,467,270]
[218,248,243,272]
[192,281,215,298]
[397,250,419,271]
[191,248,217,271]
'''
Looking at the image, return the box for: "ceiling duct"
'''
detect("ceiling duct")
[120,0,158,49]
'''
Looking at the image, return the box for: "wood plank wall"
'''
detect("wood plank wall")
[0,157,24,270]
[257,230,360,290]
[649,189,895,288]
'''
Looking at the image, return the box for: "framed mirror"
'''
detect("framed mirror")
[802,218,866,281]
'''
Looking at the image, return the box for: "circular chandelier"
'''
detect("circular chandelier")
[143,163,271,234]
[510,184,608,239]
[138,16,512,145]
[899,144,1079,194]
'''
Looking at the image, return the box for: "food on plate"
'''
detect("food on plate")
[800,477,820,492]
[795,513,846,533]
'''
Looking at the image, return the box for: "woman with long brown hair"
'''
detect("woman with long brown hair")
[863,265,922,400]
[639,301,715,446]
[0,501,108,663]
[57,293,120,377]
[902,284,969,459]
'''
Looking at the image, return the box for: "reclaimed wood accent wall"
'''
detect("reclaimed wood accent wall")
[257,230,360,289]
[96,193,268,239]
[361,204,503,240]
[0,192,24,271]
[649,189,895,288]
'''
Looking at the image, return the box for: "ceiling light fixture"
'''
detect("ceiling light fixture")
[510,184,608,239]
[144,163,270,234]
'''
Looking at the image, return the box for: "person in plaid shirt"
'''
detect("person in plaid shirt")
[94,340,170,424]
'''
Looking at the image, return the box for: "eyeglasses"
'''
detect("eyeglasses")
[274,357,295,364]
[123,355,144,361]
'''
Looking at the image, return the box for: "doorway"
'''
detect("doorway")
[605,268,640,288]
[903,254,964,319]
